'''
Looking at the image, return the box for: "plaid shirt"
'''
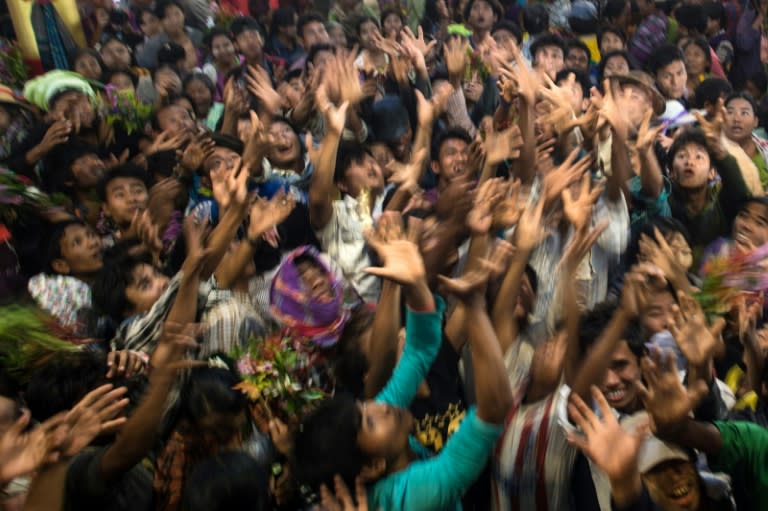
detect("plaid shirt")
[629,12,668,69]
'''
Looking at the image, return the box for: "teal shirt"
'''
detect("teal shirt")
[369,296,503,511]
[711,421,768,510]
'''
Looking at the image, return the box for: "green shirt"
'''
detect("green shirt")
[711,421,768,510]
[752,150,768,189]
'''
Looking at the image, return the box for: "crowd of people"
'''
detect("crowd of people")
[3,0,768,509]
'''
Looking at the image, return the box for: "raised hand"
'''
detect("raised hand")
[636,348,709,435]
[484,124,523,166]
[0,410,68,483]
[247,190,296,242]
[242,110,270,169]
[541,147,591,206]
[635,109,665,154]
[492,179,524,229]
[514,195,548,252]
[620,265,656,318]
[567,386,649,484]
[692,98,727,159]
[246,65,282,115]
[598,79,630,139]
[443,37,469,83]
[415,86,453,129]
[334,48,365,106]
[146,129,187,155]
[364,213,426,286]
[223,78,250,116]
[562,172,603,231]
[107,349,148,378]
[178,132,215,172]
[316,74,350,136]
[439,240,513,299]
[320,475,369,511]
[467,178,507,234]
[182,214,211,272]
[387,148,427,190]
[637,227,690,288]
[39,120,71,153]
[560,220,609,274]
[61,383,130,456]
[670,291,725,368]
[539,73,578,134]
[507,40,539,105]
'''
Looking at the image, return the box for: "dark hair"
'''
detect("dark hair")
[597,50,632,81]
[91,252,153,320]
[577,302,645,360]
[204,27,233,49]
[137,7,158,24]
[522,4,549,35]
[530,33,566,65]
[154,0,183,20]
[334,308,375,397]
[647,43,684,75]
[566,38,591,60]
[682,37,712,71]
[45,219,89,273]
[381,8,406,34]
[270,6,297,36]
[702,1,725,29]
[181,360,246,426]
[42,138,100,196]
[182,451,269,511]
[597,24,627,48]
[98,163,152,202]
[675,4,707,34]
[25,351,109,421]
[491,20,523,45]
[355,15,380,37]
[524,264,539,295]
[334,142,372,183]
[724,90,758,116]
[229,16,264,38]
[747,69,768,95]
[306,42,335,70]
[292,394,365,490]
[556,67,592,100]
[667,127,714,165]
[297,12,326,39]
[604,0,629,20]
[693,77,732,108]
[183,72,216,98]
[624,216,692,268]
[71,47,105,72]
[157,41,186,67]
[431,127,473,162]
[150,100,187,131]
[104,68,139,87]
[463,0,503,24]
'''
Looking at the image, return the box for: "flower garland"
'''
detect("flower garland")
[102,85,153,135]
[0,167,67,224]
[230,332,331,423]
[0,38,28,91]
[695,242,768,315]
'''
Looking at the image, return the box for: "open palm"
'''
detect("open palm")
[364,214,425,286]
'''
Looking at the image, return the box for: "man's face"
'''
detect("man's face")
[671,142,713,190]
[139,11,161,38]
[468,0,496,32]
[102,177,149,226]
[565,47,590,72]
[603,55,630,78]
[616,84,651,129]
[724,97,758,144]
[203,147,241,176]
[534,45,565,80]
[643,460,701,511]
[301,20,330,48]
[161,4,185,36]
[640,289,676,336]
[431,137,469,187]
[236,29,264,61]
[101,40,131,71]
[655,59,687,100]
[340,154,385,197]
[71,153,106,189]
[598,340,641,412]
[492,28,516,48]
[600,32,625,54]
[124,263,171,315]
[157,104,195,135]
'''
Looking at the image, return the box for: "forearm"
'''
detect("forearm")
[638,149,663,199]
[200,203,248,279]
[516,98,536,184]
[309,131,342,229]
[220,107,238,137]
[716,154,752,220]
[662,418,723,457]
[610,471,644,510]
[288,96,314,129]
[571,308,630,401]
[363,280,402,399]
[214,241,255,289]
[468,298,513,424]
[22,461,67,511]
[492,248,531,354]
[422,220,464,287]
[608,127,631,203]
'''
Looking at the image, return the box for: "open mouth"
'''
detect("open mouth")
[668,482,694,506]
[605,388,626,403]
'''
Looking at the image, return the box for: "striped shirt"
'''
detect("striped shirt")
[491,341,578,511]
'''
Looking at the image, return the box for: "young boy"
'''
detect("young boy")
[98,163,151,247]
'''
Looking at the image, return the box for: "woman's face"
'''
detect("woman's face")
[600,32,625,55]
[75,53,103,81]
[110,72,135,92]
[356,400,413,463]
[463,73,484,103]
[161,4,185,36]
[603,55,630,78]
[296,259,333,300]
[383,13,403,38]
[329,25,348,48]
[185,78,213,115]
[211,34,236,64]
[101,40,131,71]
[724,97,758,144]
[358,20,380,51]
[683,43,708,77]
[124,263,171,315]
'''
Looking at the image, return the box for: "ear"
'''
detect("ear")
[430,160,441,176]
[337,180,349,194]
[359,458,387,482]
[51,258,71,275]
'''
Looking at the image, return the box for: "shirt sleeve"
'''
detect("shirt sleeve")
[716,154,752,224]
[375,295,446,408]
[710,420,768,487]
[370,407,502,511]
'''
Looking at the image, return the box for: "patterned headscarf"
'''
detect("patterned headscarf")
[270,246,349,347]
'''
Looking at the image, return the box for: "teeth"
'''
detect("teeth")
[671,485,690,498]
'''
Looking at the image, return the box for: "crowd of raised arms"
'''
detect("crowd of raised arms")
[6,0,768,509]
